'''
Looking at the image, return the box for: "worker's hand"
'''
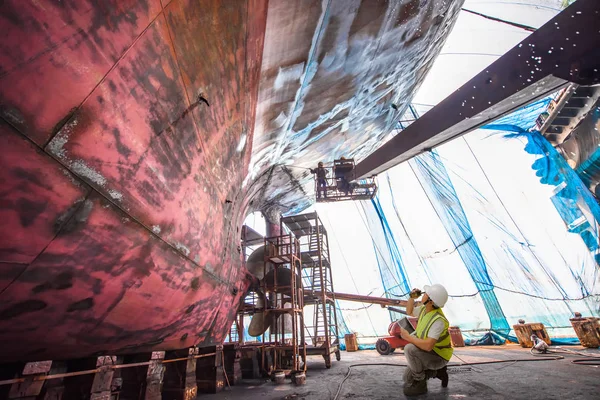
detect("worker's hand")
[409,288,422,299]
[399,327,412,341]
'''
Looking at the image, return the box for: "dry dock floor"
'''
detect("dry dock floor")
[207,344,600,400]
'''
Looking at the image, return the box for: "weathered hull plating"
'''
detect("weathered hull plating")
[0,0,461,363]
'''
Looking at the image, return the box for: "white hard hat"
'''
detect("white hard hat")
[423,284,448,308]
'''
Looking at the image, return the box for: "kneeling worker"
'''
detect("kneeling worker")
[398,284,452,396]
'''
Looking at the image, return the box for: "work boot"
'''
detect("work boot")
[403,378,427,396]
[437,366,449,388]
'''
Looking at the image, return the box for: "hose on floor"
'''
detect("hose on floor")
[570,358,600,365]
[530,346,600,366]
[331,355,567,400]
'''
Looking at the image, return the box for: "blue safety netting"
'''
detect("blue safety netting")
[337,96,600,346]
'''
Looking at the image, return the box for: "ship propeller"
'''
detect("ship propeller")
[245,246,301,337]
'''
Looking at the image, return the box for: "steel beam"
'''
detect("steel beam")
[352,0,600,180]
[324,291,407,307]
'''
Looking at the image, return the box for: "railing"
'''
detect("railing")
[264,234,300,263]
[314,174,377,202]
[311,159,378,202]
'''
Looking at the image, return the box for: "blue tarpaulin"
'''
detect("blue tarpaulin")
[332,97,599,346]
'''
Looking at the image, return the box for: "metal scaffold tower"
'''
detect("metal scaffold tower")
[280,212,341,368]
[233,225,307,377]
[261,233,307,373]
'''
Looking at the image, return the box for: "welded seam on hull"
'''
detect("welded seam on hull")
[0,190,93,299]
[159,0,207,154]
[41,10,167,150]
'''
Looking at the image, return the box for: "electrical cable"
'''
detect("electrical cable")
[554,347,600,358]
[531,346,600,365]
[570,358,600,366]
[449,353,484,372]
[529,347,565,359]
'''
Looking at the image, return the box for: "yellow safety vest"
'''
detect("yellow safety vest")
[416,307,453,361]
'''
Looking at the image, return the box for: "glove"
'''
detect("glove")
[409,288,422,299]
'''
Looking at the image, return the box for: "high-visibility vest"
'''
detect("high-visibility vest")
[416,307,453,361]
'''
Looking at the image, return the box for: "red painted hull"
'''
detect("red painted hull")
[0,0,462,362]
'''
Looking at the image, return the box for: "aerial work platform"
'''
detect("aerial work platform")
[311,158,377,203]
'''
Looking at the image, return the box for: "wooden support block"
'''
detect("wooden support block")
[239,348,259,379]
[570,317,600,348]
[513,322,551,348]
[90,366,114,400]
[9,361,52,399]
[184,349,198,400]
[344,333,358,352]
[109,357,123,399]
[145,352,165,400]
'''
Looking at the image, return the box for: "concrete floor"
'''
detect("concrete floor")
[206,344,600,400]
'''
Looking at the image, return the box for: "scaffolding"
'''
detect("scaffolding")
[260,233,307,373]
[280,212,341,368]
[234,213,340,372]
[234,226,307,376]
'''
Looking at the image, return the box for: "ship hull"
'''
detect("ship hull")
[0,0,462,363]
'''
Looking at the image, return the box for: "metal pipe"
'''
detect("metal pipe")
[321,291,407,307]
[0,352,216,386]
